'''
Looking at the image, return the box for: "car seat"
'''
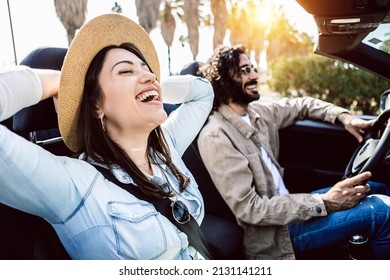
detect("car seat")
[164,103,244,259]
[0,47,70,260]
[14,47,72,157]
[179,61,239,222]
[179,62,245,258]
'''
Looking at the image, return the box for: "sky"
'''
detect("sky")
[0,0,317,79]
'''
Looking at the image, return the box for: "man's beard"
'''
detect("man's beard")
[230,80,260,106]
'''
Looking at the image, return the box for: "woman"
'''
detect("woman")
[0,14,213,260]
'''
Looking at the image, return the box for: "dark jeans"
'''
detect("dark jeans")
[288,181,390,259]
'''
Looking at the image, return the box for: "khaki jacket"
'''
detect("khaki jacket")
[197,96,349,259]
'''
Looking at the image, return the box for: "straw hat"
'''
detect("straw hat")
[58,13,160,152]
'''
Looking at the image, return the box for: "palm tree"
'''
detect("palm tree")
[161,2,176,75]
[183,0,200,60]
[134,0,311,73]
[211,0,228,49]
[135,0,162,33]
[227,1,312,67]
[228,1,266,66]
[54,0,88,45]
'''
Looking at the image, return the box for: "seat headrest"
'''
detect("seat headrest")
[13,47,67,134]
[180,61,203,76]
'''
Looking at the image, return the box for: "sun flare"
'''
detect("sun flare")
[253,2,276,27]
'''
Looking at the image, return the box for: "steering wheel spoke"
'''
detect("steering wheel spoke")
[351,139,380,174]
[344,109,390,180]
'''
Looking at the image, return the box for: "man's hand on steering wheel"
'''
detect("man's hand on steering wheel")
[337,112,374,143]
[343,109,390,180]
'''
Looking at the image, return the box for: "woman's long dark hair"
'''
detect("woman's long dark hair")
[77,43,189,199]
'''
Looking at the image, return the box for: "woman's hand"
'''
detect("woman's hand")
[36,69,61,101]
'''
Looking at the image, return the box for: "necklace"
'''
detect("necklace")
[134,158,152,175]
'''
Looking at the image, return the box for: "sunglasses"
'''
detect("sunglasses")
[152,176,191,224]
[171,200,191,224]
[240,65,258,74]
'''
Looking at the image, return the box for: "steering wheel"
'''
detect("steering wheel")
[343,108,390,182]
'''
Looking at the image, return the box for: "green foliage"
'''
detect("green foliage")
[267,54,390,115]
[380,38,390,53]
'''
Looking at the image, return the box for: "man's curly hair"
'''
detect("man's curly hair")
[199,45,248,110]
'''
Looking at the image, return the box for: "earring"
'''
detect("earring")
[100,116,105,131]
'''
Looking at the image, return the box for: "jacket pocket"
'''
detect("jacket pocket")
[108,201,167,259]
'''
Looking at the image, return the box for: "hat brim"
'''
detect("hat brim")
[58,13,160,152]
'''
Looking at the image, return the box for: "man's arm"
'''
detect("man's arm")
[198,127,327,226]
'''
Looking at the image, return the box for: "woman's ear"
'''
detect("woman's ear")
[95,104,106,131]
[91,96,104,119]
[94,104,106,131]
[95,106,104,119]
[88,91,103,118]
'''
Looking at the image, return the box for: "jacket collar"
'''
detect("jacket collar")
[218,103,261,140]
[83,153,167,185]
[217,103,276,156]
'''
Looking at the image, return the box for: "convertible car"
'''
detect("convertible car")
[0,0,389,260]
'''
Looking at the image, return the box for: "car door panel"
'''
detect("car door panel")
[278,119,361,193]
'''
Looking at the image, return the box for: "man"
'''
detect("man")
[197,45,390,259]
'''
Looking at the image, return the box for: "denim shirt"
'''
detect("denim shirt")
[0,70,214,260]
